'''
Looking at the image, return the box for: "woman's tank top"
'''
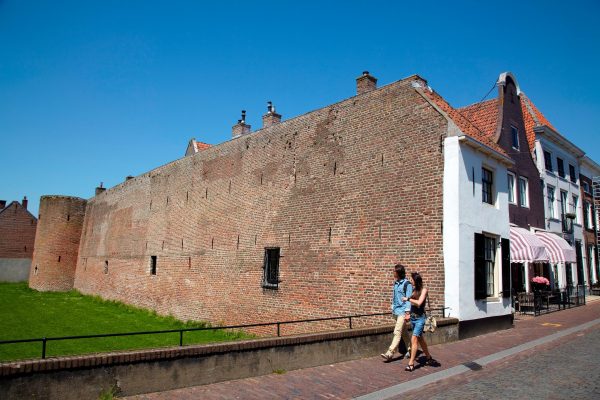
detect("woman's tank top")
[410,290,426,315]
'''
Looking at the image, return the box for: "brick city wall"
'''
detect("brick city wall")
[29,196,87,291]
[0,202,37,259]
[70,77,447,329]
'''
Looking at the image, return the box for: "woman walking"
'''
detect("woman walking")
[402,272,439,371]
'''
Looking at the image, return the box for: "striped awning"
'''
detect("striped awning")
[534,231,577,263]
[509,226,549,263]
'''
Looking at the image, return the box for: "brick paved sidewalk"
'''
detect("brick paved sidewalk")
[125,302,600,400]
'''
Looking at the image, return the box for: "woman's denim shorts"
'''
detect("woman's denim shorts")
[410,314,426,337]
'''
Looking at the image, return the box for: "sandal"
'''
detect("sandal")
[405,364,415,372]
[380,351,393,361]
[425,356,439,367]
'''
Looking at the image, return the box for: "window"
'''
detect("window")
[474,233,498,299]
[557,157,565,178]
[482,168,494,205]
[104,260,109,274]
[263,248,280,289]
[150,256,157,275]
[543,150,553,172]
[511,126,519,149]
[572,195,579,223]
[584,202,591,229]
[569,164,577,183]
[507,173,516,204]
[547,186,556,219]
[583,181,590,194]
[518,177,529,207]
[560,190,568,216]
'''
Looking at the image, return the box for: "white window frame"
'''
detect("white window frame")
[572,195,579,224]
[582,181,590,194]
[560,190,568,216]
[543,150,553,172]
[583,202,591,229]
[484,234,499,298]
[547,185,556,219]
[507,172,516,204]
[482,167,494,205]
[511,126,520,150]
[518,177,529,208]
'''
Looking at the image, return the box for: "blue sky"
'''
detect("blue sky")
[1,0,599,216]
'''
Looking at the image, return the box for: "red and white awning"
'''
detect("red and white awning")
[509,226,549,263]
[534,231,577,263]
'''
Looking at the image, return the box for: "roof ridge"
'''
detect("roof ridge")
[520,93,542,127]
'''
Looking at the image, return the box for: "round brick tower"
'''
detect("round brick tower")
[29,195,87,291]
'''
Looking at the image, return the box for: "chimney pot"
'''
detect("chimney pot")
[232,111,251,138]
[95,183,107,196]
[22,196,28,210]
[356,71,377,95]
[262,101,282,128]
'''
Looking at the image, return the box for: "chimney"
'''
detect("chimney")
[21,196,28,210]
[125,175,134,181]
[356,71,377,95]
[0,200,6,209]
[95,182,106,196]
[262,101,282,128]
[232,110,251,138]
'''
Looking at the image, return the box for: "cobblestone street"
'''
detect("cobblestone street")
[126,300,600,400]
[401,324,600,400]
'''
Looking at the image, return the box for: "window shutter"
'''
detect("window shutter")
[501,238,510,298]
[474,233,487,299]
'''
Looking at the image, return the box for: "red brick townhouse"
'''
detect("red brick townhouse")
[579,156,600,288]
[0,197,37,282]
[31,72,517,337]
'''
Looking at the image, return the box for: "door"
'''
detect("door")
[575,241,584,286]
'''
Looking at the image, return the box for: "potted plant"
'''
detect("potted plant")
[531,276,550,293]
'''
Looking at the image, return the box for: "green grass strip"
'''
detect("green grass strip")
[0,282,251,362]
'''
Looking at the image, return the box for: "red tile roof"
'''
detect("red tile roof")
[458,99,499,137]
[421,89,508,157]
[519,93,556,153]
[195,141,211,152]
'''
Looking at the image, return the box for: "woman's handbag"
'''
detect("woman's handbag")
[424,315,437,333]
[424,295,437,333]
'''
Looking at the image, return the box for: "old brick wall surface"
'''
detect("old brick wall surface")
[72,77,447,329]
[0,202,37,259]
[29,196,87,291]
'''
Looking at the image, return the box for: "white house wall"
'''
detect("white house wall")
[535,138,585,287]
[443,136,511,321]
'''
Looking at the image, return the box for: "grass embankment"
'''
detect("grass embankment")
[0,282,250,362]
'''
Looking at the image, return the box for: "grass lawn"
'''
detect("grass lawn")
[0,282,251,362]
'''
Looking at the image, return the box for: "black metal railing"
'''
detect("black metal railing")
[516,285,586,316]
[0,307,450,361]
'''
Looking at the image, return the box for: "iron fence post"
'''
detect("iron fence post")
[349,316,352,329]
[179,330,183,346]
[42,337,47,359]
[277,323,281,337]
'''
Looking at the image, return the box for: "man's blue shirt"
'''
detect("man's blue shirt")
[392,278,413,316]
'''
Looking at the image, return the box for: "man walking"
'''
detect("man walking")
[381,263,412,361]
